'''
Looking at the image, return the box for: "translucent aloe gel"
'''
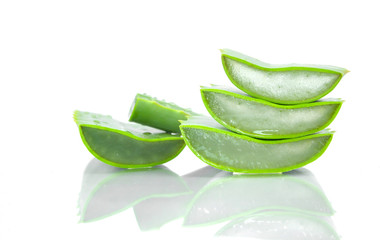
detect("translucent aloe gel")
[221,49,348,104]
[74,111,185,168]
[201,85,342,139]
[180,116,333,173]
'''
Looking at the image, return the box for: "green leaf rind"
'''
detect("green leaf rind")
[129,93,198,133]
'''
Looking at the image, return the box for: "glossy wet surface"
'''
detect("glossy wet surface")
[223,56,341,103]
[78,159,337,239]
[202,89,341,138]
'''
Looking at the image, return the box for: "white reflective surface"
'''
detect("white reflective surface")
[78,160,339,239]
[1,0,380,239]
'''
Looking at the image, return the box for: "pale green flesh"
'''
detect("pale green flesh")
[221,49,347,104]
[224,57,339,102]
[81,127,184,166]
[202,87,342,139]
[76,111,177,139]
[74,111,185,168]
[216,212,339,239]
[180,117,332,173]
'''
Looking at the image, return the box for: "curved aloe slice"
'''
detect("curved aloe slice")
[221,49,348,104]
[74,110,185,168]
[216,211,339,239]
[78,159,190,223]
[184,169,333,226]
[180,116,333,173]
[129,93,197,133]
[201,85,342,139]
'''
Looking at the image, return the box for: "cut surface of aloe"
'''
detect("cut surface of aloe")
[180,116,333,173]
[221,49,348,104]
[74,111,185,168]
[201,85,342,139]
[129,93,197,133]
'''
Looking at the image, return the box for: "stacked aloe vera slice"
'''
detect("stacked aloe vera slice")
[74,49,347,173]
[180,49,348,173]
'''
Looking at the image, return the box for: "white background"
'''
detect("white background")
[1,0,379,239]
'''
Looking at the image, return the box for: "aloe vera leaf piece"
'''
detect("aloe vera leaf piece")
[180,116,333,173]
[183,169,333,227]
[201,85,343,139]
[74,111,186,168]
[129,93,198,133]
[133,166,231,231]
[221,49,349,104]
[78,159,190,223]
[216,211,339,239]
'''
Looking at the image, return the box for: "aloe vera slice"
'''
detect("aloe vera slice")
[78,159,190,223]
[201,85,342,139]
[74,111,185,168]
[129,93,197,133]
[180,116,333,173]
[216,211,339,239]
[221,49,348,104]
[184,169,333,226]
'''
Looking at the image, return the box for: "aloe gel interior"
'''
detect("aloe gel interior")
[74,111,185,168]
[180,116,333,173]
[201,85,342,139]
[221,49,348,104]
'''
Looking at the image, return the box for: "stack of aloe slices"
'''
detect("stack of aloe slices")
[74,49,347,173]
[180,49,348,173]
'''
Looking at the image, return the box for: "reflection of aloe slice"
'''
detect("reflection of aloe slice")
[129,93,198,133]
[216,211,339,239]
[221,49,348,104]
[201,85,342,139]
[74,111,185,168]
[133,166,231,231]
[184,170,333,227]
[78,159,190,223]
[180,116,333,173]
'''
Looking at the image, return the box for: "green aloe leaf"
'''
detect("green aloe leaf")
[221,49,348,104]
[129,93,198,133]
[74,110,185,168]
[201,85,342,139]
[180,116,333,173]
[216,211,339,239]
